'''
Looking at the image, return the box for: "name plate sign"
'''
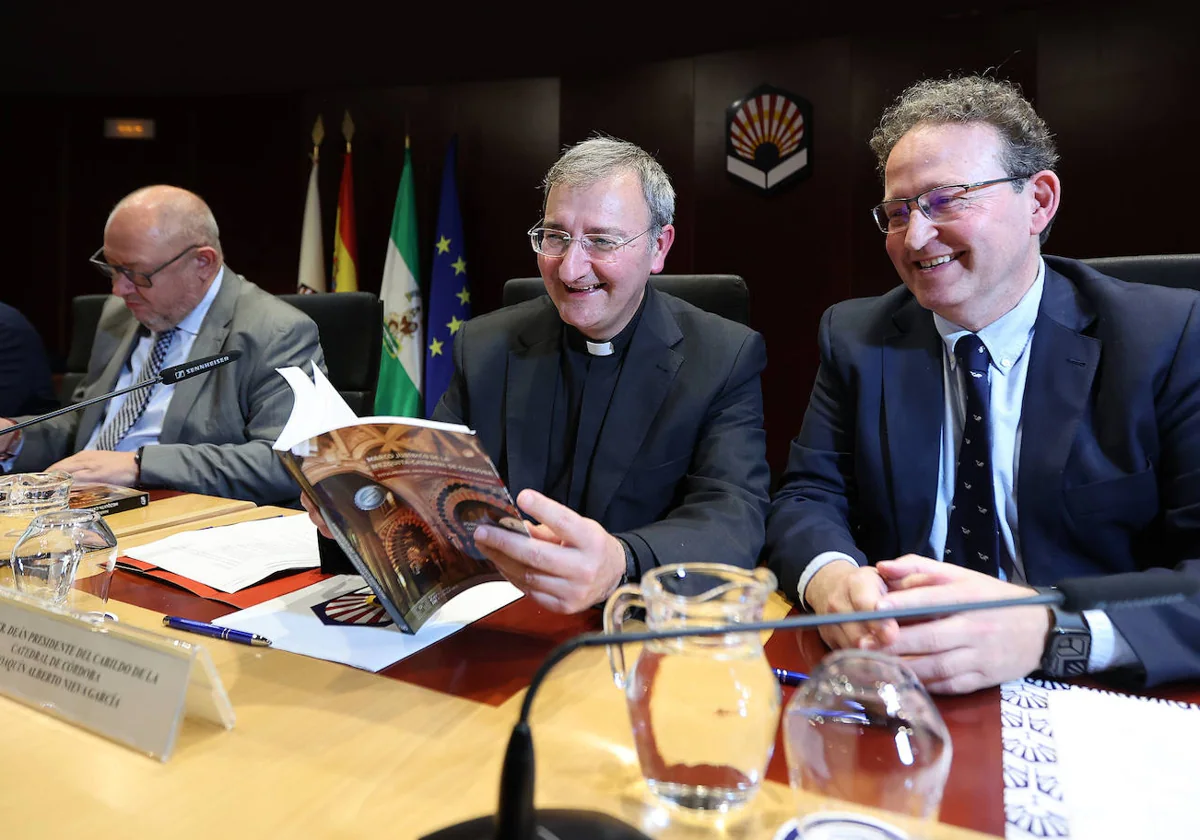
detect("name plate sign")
[0,588,234,760]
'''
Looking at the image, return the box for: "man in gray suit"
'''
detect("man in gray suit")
[0,185,324,505]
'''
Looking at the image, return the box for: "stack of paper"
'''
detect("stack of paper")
[123,514,320,593]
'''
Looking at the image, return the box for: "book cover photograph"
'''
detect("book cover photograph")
[272,365,527,635]
[69,482,150,515]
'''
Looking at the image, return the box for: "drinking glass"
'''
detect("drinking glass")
[782,650,952,839]
[0,470,72,586]
[10,509,118,619]
[604,563,782,814]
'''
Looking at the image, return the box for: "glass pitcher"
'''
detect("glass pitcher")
[603,563,782,814]
[10,509,118,619]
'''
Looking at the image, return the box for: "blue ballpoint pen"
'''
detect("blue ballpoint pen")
[162,616,272,647]
[773,667,808,686]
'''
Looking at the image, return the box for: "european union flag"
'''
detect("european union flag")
[424,136,471,417]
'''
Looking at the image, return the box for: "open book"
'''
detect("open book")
[272,366,527,634]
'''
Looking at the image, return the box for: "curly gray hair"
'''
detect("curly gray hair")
[869,75,1059,243]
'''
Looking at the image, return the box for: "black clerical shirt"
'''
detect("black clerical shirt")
[543,290,650,579]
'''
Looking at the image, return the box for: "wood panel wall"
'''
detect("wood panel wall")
[3,3,1196,476]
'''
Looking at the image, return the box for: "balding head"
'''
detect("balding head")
[102,185,225,331]
[106,185,223,260]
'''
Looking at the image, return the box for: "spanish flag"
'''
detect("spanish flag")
[331,110,358,292]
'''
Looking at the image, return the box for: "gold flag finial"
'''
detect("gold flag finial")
[341,110,355,152]
[310,115,325,162]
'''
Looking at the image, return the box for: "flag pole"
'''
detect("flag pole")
[297,115,328,294]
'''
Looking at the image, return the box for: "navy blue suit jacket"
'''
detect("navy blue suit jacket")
[0,303,57,417]
[766,256,1200,686]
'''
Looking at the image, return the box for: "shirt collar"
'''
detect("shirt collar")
[564,283,649,358]
[934,257,1045,377]
[173,266,224,338]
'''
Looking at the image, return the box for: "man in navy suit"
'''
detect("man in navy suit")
[766,75,1200,691]
[0,303,58,417]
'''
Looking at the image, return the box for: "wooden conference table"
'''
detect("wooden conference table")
[2,493,1197,839]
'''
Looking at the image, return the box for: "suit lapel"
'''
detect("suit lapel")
[585,288,682,522]
[1018,268,1098,580]
[75,316,140,449]
[883,298,944,555]
[503,301,561,497]
[159,270,238,442]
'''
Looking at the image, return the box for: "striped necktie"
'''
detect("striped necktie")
[92,328,177,451]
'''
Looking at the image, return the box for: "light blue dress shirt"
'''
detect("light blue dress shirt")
[83,267,225,452]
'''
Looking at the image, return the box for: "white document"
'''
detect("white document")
[212,575,523,672]
[1048,687,1200,838]
[123,513,319,593]
[1001,678,1200,839]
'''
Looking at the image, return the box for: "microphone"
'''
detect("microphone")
[158,350,242,384]
[0,351,242,438]
[420,571,1199,840]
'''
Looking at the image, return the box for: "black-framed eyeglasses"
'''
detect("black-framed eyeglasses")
[88,243,203,288]
[871,175,1031,234]
[526,224,652,264]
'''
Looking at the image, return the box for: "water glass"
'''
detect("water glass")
[10,509,118,618]
[783,650,952,839]
[0,470,72,585]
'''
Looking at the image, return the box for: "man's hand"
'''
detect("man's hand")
[49,450,138,486]
[872,556,1050,695]
[473,488,626,614]
[300,494,334,539]
[805,559,893,650]
[0,418,19,460]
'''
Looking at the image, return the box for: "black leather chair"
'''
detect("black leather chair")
[278,291,383,415]
[59,294,111,404]
[501,274,751,326]
[1081,254,1200,291]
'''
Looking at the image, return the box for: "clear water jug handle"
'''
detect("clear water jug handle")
[602,582,643,690]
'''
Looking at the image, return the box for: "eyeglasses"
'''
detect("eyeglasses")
[871,176,1030,234]
[88,243,203,288]
[527,225,652,263]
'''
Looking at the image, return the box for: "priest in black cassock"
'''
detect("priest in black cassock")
[309,136,770,615]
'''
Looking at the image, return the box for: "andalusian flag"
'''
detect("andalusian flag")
[425,136,470,417]
[297,116,326,293]
[374,138,423,417]
[331,111,358,292]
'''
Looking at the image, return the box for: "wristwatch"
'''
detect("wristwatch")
[616,537,637,586]
[133,446,145,488]
[1040,603,1092,678]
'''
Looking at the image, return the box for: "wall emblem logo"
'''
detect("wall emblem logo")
[726,84,812,192]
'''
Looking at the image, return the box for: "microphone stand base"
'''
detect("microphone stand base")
[420,809,653,840]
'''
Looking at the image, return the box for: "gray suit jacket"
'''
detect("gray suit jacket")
[15,268,324,504]
[434,285,772,572]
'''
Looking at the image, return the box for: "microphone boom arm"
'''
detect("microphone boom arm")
[518,590,1063,726]
[0,376,162,438]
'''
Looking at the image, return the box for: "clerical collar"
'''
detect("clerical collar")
[564,285,651,358]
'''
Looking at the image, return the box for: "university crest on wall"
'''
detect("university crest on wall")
[726,84,813,193]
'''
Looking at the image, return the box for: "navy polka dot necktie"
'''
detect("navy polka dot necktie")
[943,334,1002,578]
